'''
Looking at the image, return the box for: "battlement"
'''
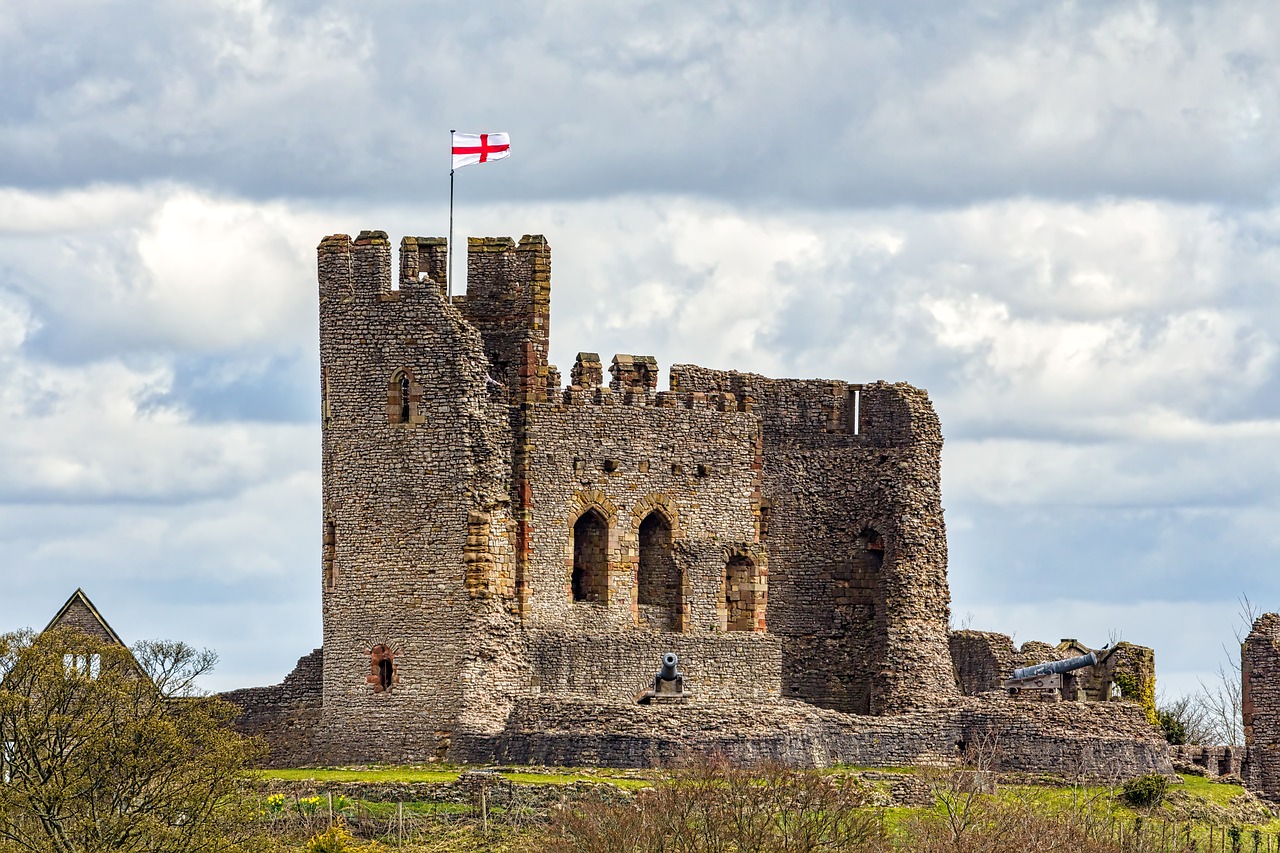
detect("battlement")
[671,364,939,447]
[317,231,548,301]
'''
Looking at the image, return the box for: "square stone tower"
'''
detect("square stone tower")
[313,230,957,763]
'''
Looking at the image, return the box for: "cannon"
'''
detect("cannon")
[1011,651,1098,681]
[636,652,686,704]
[1004,651,1099,697]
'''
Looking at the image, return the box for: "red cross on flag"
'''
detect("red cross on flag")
[451,132,511,171]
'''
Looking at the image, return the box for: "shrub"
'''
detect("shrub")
[1159,708,1189,745]
[1122,774,1169,808]
[305,820,357,853]
[543,757,885,853]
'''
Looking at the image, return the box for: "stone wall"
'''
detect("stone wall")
[668,366,955,715]
[1244,613,1280,800]
[950,630,1017,695]
[524,629,781,702]
[222,648,323,768]
[1170,745,1244,779]
[518,384,764,639]
[452,695,1172,781]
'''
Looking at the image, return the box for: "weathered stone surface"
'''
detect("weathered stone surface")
[451,694,1170,780]
[1171,744,1244,779]
[222,649,323,767]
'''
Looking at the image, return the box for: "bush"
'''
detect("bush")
[543,757,885,853]
[1159,708,1189,745]
[1122,774,1169,808]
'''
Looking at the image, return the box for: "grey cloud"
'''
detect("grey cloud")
[4,1,1279,205]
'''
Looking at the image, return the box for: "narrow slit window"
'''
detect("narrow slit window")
[323,520,337,590]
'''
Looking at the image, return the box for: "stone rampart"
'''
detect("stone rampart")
[222,648,323,768]
[452,695,1172,781]
[1170,745,1244,779]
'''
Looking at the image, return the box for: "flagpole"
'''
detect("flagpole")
[448,128,456,304]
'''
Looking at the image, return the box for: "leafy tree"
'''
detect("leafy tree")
[0,628,265,853]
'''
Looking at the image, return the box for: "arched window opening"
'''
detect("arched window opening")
[725,556,758,632]
[368,644,397,693]
[637,512,680,631]
[323,520,337,591]
[857,529,885,574]
[572,510,609,603]
[387,370,416,425]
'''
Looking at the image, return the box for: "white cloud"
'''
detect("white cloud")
[0,182,1278,690]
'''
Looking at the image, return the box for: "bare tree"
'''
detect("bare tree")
[130,638,219,698]
[1192,595,1260,746]
[1156,692,1214,745]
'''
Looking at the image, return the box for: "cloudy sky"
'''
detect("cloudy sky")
[2,0,1278,700]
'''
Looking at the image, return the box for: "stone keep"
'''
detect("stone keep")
[312,230,957,763]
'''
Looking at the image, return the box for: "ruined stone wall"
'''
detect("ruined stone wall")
[669,366,955,715]
[524,630,780,702]
[221,649,323,768]
[950,630,1017,695]
[519,387,764,635]
[1170,745,1244,779]
[1244,613,1280,800]
[315,232,525,764]
[454,695,1172,780]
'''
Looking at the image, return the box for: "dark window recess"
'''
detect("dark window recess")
[368,644,397,693]
[572,510,609,603]
[637,511,680,632]
[399,375,411,423]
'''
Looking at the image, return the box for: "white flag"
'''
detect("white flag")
[451,132,511,171]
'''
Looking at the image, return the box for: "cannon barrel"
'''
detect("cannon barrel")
[658,652,680,681]
[1011,651,1098,681]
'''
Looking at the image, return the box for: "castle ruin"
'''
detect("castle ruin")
[225,230,1171,777]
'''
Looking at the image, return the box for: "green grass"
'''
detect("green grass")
[259,765,650,789]
[500,770,650,790]
[261,767,462,783]
[1176,772,1246,806]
